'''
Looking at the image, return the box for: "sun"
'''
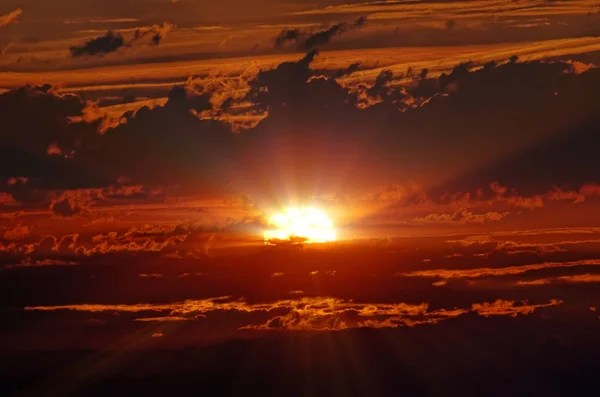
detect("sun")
[264,207,336,244]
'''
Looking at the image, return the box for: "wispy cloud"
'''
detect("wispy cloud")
[0,8,22,29]
[401,259,600,280]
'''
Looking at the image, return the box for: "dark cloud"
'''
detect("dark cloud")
[304,17,366,49]
[131,23,173,47]
[274,28,301,47]
[69,31,125,57]
[3,54,600,206]
[274,17,367,50]
[68,23,172,58]
[0,85,106,198]
[92,84,235,188]
[332,62,361,78]
[151,32,162,46]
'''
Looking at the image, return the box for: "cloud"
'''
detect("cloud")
[131,22,174,47]
[50,190,97,217]
[4,259,79,270]
[0,85,106,196]
[24,296,562,331]
[445,234,600,256]
[3,57,600,207]
[22,297,427,331]
[471,299,562,317]
[401,259,600,280]
[274,17,367,50]
[0,8,22,29]
[137,317,191,322]
[413,207,509,224]
[517,274,600,286]
[239,54,600,202]
[68,23,173,58]
[85,228,189,256]
[2,224,32,241]
[0,221,197,260]
[70,31,125,57]
[304,17,366,49]
[274,28,301,47]
[139,273,163,278]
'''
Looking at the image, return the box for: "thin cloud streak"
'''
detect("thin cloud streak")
[24,296,562,331]
[401,260,600,280]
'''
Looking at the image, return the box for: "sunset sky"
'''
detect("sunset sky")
[2,1,600,395]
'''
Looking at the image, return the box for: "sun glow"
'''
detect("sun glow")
[264,207,336,244]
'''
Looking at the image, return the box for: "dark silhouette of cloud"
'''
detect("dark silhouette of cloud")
[68,24,171,58]
[274,28,301,47]
[304,16,367,49]
[274,17,367,50]
[2,54,600,205]
[70,31,125,57]
[131,23,173,47]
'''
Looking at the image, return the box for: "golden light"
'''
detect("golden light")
[264,207,336,243]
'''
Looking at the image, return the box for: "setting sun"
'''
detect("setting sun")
[264,207,336,244]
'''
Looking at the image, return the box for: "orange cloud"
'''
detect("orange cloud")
[446,234,600,255]
[1,224,32,241]
[25,296,563,331]
[472,299,562,317]
[402,259,600,280]
[517,273,600,286]
[0,8,22,29]
[413,207,509,224]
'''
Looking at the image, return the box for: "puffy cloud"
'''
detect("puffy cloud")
[580,183,600,197]
[0,85,105,196]
[85,230,189,256]
[91,85,235,188]
[0,220,201,260]
[1,224,31,241]
[50,190,97,217]
[3,56,600,207]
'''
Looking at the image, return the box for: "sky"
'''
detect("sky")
[2,2,600,393]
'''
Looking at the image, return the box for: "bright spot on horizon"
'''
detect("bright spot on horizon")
[264,208,336,244]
